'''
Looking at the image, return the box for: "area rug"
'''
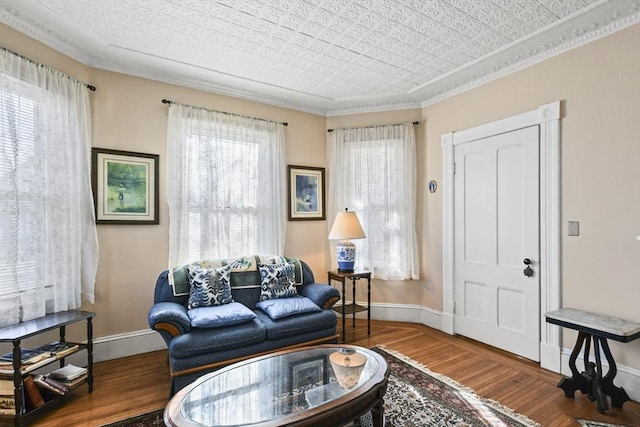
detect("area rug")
[102,345,540,426]
[575,419,630,427]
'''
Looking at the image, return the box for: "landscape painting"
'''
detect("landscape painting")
[92,148,159,224]
[288,165,325,221]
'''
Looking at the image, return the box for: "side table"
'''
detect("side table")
[328,271,371,342]
[545,308,640,414]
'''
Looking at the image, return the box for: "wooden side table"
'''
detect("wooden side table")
[328,271,371,342]
[545,308,640,413]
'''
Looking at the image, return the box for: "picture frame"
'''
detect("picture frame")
[288,165,325,221]
[91,148,159,224]
[290,357,327,390]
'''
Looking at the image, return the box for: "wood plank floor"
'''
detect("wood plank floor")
[27,320,640,426]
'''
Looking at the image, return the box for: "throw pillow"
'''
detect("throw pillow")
[187,303,256,328]
[187,264,234,309]
[256,296,321,320]
[258,262,297,301]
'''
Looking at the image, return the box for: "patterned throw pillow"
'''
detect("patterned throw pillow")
[187,264,234,309]
[258,262,298,301]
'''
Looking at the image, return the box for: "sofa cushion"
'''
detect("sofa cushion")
[187,264,234,309]
[187,302,256,328]
[258,262,297,301]
[256,296,321,320]
[170,319,266,358]
[254,309,337,341]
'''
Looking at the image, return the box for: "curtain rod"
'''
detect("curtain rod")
[0,46,96,91]
[327,121,419,132]
[161,99,288,126]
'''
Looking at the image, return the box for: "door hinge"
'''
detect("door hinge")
[453,302,456,314]
[453,162,456,175]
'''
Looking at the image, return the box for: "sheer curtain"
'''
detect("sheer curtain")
[0,49,99,327]
[328,124,418,280]
[166,103,286,266]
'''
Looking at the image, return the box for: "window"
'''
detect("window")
[166,104,286,266]
[328,124,418,280]
[0,49,98,327]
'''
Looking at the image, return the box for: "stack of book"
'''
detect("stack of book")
[0,349,52,374]
[33,375,69,395]
[0,342,79,375]
[33,341,79,359]
[33,364,87,396]
[48,364,87,389]
[0,380,15,415]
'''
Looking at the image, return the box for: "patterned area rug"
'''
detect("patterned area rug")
[575,419,630,427]
[102,345,540,426]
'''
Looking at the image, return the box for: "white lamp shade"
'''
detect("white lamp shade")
[328,211,366,240]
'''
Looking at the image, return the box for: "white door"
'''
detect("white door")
[454,125,540,361]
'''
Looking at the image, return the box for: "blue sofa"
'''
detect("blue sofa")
[148,255,340,394]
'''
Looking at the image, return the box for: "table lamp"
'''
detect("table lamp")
[328,209,366,273]
[329,348,367,389]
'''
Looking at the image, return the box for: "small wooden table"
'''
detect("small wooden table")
[328,271,372,342]
[545,308,640,413]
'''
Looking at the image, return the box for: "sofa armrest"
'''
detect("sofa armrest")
[300,283,340,310]
[148,302,192,339]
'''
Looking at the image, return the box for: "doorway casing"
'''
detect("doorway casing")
[441,101,562,372]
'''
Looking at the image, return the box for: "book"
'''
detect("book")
[23,376,45,409]
[0,355,56,375]
[33,375,68,395]
[34,341,80,358]
[0,348,51,366]
[0,380,14,396]
[48,364,87,381]
[58,373,88,389]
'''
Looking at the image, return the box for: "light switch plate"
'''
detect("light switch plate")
[568,221,579,236]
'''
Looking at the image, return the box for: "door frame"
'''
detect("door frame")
[441,101,562,372]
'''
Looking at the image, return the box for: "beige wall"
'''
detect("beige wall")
[422,24,640,368]
[3,21,639,369]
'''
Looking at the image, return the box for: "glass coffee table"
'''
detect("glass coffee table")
[164,345,389,427]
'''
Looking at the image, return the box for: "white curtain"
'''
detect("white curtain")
[166,104,286,267]
[328,124,418,280]
[0,49,99,327]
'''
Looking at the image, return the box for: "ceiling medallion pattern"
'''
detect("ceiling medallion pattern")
[0,0,639,115]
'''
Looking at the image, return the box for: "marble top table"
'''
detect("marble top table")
[545,308,640,414]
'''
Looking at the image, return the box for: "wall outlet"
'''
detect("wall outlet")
[568,221,579,236]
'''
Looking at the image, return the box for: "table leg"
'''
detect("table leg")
[599,337,630,408]
[367,275,371,335]
[371,398,384,427]
[352,278,356,329]
[592,337,609,413]
[558,331,589,397]
[341,279,346,343]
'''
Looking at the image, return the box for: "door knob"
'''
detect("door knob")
[523,258,533,277]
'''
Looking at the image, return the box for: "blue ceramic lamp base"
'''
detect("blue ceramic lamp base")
[336,240,356,273]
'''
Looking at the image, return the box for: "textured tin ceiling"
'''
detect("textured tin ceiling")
[1,0,639,115]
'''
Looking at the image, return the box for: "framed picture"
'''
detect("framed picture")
[91,148,159,224]
[288,165,325,221]
[291,357,327,390]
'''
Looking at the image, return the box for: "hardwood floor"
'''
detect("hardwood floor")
[29,320,640,426]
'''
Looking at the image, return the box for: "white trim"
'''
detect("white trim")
[442,101,562,371]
